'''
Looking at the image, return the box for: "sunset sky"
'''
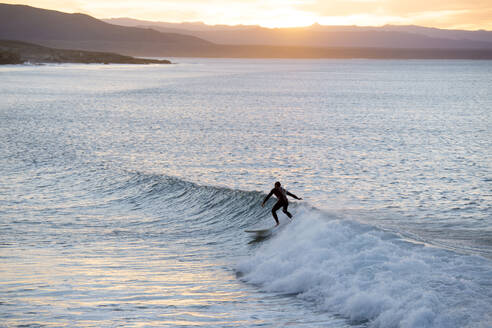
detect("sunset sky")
[4,0,492,30]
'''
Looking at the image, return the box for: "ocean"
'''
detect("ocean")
[0,58,491,327]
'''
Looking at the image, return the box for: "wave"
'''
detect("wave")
[237,207,492,328]
[99,170,271,236]
[95,170,492,327]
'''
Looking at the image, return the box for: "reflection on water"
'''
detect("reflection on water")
[1,237,345,327]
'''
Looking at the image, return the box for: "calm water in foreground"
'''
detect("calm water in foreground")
[1,59,491,327]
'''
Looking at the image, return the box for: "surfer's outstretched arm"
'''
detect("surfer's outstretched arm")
[286,190,302,200]
[261,190,274,207]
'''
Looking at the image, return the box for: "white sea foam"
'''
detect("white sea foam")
[237,206,492,328]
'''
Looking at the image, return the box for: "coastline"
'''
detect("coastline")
[0,40,172,65]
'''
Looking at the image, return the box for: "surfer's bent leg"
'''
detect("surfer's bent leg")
[282,203,293,219]
[271,201,282,225]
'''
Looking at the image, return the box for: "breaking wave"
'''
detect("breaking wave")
[236,208,492,328]
[99,170,492,328]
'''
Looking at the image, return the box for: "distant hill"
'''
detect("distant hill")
[0,3,211,56]
[1,4,492,59]
[0,40,171,64]
[372,25,492,44]
[104,18,492,49]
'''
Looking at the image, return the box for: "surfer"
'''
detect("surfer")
[261,181,302,226]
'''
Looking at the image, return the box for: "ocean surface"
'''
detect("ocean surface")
[1,58,491,327]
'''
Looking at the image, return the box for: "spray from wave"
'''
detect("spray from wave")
[237,207,492,328]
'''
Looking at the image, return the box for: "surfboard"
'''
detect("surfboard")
[245,220,290,237]
[244,226,276,237]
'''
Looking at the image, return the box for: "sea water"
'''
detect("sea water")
[0,59,491,327]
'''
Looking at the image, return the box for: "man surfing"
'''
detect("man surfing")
[261,181,302,226]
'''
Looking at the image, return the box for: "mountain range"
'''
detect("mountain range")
[104,18,492,49]
[2,3,492,59]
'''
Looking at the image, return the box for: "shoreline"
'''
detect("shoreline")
[0,40,172,65]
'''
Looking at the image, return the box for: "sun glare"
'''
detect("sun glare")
[1,0,490,30]
[252,8,317,28]
[317,14,410,27]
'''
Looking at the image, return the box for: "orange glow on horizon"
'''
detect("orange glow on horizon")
[2,0,491,31]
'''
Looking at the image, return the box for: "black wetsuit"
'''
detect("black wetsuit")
[263,187,300,224]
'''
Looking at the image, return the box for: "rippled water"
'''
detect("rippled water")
[1,59,491,327]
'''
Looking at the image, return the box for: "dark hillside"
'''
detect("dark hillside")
[0,4,211,56]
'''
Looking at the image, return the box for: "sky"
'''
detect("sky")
[4,0,492,30]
